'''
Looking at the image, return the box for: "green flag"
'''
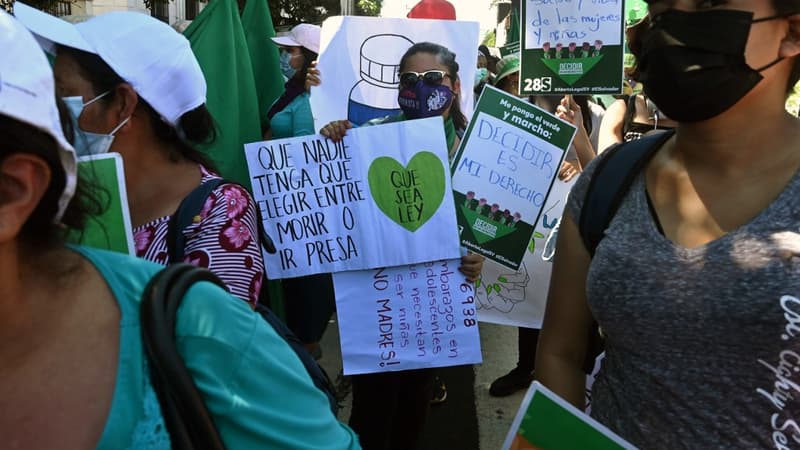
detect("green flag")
[184,0,261,191]
[184,0,287,320]
[241,0,285,128]
[500,6,520,57]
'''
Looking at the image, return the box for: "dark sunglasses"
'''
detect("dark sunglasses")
[399,70,450,87]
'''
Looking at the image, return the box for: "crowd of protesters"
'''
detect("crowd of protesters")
[2,0,800,449]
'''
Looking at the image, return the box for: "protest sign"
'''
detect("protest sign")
[502,382,637,450]
[69,153,134,255]
[333,259,483,375]
[451,85,575,270]
[244,117,461,279]
[520,0,625,95]
[310,15,479,131]
[476,178,573,328]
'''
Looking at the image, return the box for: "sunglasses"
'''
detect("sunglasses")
[399,70,450,88]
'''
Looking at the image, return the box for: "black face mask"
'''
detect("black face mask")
[638,9,785,123]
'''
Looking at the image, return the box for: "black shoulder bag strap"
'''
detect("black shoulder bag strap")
[167,179,226,264]
[167,179,276,264]
[579,129,676,256]
[621,94,638,137]
[577,129,675,374]
[141,263,228,450]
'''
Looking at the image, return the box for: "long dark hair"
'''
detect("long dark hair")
[267,46,319,123]
[59,46,218,169]
[399,42,468,131]
[0,113,101,251]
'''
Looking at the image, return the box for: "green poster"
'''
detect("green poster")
[450,85,575,270]
[503,382,637,450]
[69,153,134,255]
[520,0,625,95]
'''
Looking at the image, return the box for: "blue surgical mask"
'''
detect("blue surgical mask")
[279,49,297,80]
[63,92,129,157]
[474,67,488,87]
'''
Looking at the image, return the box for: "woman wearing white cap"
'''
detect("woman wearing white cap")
[0,10,360,450]
[265,23,337,360]
[15,4,265,307]
[266,23,320,139]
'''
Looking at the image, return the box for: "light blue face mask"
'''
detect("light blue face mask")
[63,92,130,157]
[279,49,297,80]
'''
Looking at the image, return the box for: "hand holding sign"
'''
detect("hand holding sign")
[245,117,461,278]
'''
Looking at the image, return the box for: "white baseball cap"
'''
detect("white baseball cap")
[270,23,321,54]
[14,2,206,127]
[0,10,76,223]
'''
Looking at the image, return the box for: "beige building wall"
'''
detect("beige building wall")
[67,0,205,24]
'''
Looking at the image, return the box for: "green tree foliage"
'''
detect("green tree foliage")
[268,0,337,27]
[355,0,381,16]
[268,0,381,28]
[482,29,496,47]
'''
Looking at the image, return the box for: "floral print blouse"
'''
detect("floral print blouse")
[133,166,264,305]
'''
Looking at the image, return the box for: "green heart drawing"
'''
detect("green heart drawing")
[368,151,446,232]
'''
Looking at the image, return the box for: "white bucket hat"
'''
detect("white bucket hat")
[14,2,206,127]
[270,23,321,54]
[0,10,76,222]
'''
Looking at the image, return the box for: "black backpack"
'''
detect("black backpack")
[166,178,339,414]
[577,130,675,373]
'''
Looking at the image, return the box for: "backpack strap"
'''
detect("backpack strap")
[167,179,226,264]
[141,263,227,450]
[579,129,675,257]
[167,178,279,265]
[621,94,638,137]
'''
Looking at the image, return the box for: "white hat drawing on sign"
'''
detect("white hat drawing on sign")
[348,34,415,126]
[0,10,77,223]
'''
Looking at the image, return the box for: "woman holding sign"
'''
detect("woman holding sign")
[16,5,265,306]
[0,11,359,449]
[319,42,484,450]
[537,0,800,447]
[487,54,605,397]
[266,23,338,360]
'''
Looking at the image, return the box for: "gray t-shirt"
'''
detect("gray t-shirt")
[566,153,800,448]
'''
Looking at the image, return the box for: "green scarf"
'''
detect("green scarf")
[444,116,456,153]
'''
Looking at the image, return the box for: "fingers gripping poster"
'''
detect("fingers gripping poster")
[520,0,625,95]
[244,117,461,279]
[476,178,574,329]
[310,16,479,131]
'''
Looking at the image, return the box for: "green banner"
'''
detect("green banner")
[69,153,134,255]
[503,382,637,449]
[450,85,575,270]
[520,0,625,95]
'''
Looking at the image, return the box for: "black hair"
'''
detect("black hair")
[58,46,218,169]
[399,42,468,131]
[293,46,318,82]
[495,75,516,94]
[0,113,102,251]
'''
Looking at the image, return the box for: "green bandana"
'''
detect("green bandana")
[444,116,456,153]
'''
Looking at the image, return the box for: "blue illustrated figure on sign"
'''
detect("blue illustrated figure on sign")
[348,34,414,126]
